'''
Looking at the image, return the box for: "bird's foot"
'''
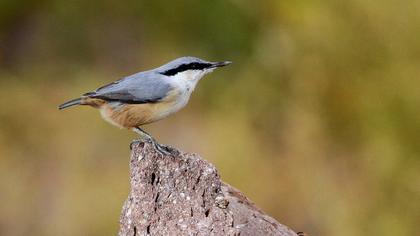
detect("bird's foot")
[153,142,172,156]
[132,127,173,155]
[130,140,141,150]
[129,138,171,155]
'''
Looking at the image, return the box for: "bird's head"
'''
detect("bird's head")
[157,56,231,81]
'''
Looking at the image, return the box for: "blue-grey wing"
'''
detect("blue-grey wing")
[84,72,172,103]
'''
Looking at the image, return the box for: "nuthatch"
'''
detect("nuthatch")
[59,56,231,153]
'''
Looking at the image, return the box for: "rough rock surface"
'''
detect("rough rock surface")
[118,140,298,236]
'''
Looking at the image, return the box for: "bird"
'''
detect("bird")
[58,56,231,154]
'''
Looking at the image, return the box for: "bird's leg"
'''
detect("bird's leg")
[132,127,171,155]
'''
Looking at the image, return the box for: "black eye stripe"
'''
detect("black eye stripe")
[161,62,212,76]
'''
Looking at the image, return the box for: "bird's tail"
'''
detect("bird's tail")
[58,98,82,110]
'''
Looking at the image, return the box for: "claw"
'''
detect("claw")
[154,142,172,156]
[132,127,172,156]
[130,140,141,150]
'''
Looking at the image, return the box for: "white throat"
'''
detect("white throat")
[153,69,214,120]
[172,70,208,92]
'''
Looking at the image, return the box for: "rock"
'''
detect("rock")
[118,141,298,236]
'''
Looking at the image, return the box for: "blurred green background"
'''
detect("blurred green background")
[0,0,419,235]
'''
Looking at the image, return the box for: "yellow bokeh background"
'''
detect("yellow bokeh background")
[0,1,419,235]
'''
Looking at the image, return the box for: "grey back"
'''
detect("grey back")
[83,56,209,103]
[84,71,172,103]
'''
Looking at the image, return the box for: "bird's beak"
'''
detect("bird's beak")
[210,61,232,68]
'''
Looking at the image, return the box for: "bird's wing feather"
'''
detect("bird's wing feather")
[84,72,173,104]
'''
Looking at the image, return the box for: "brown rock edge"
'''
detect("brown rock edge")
[118,140,299,236]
